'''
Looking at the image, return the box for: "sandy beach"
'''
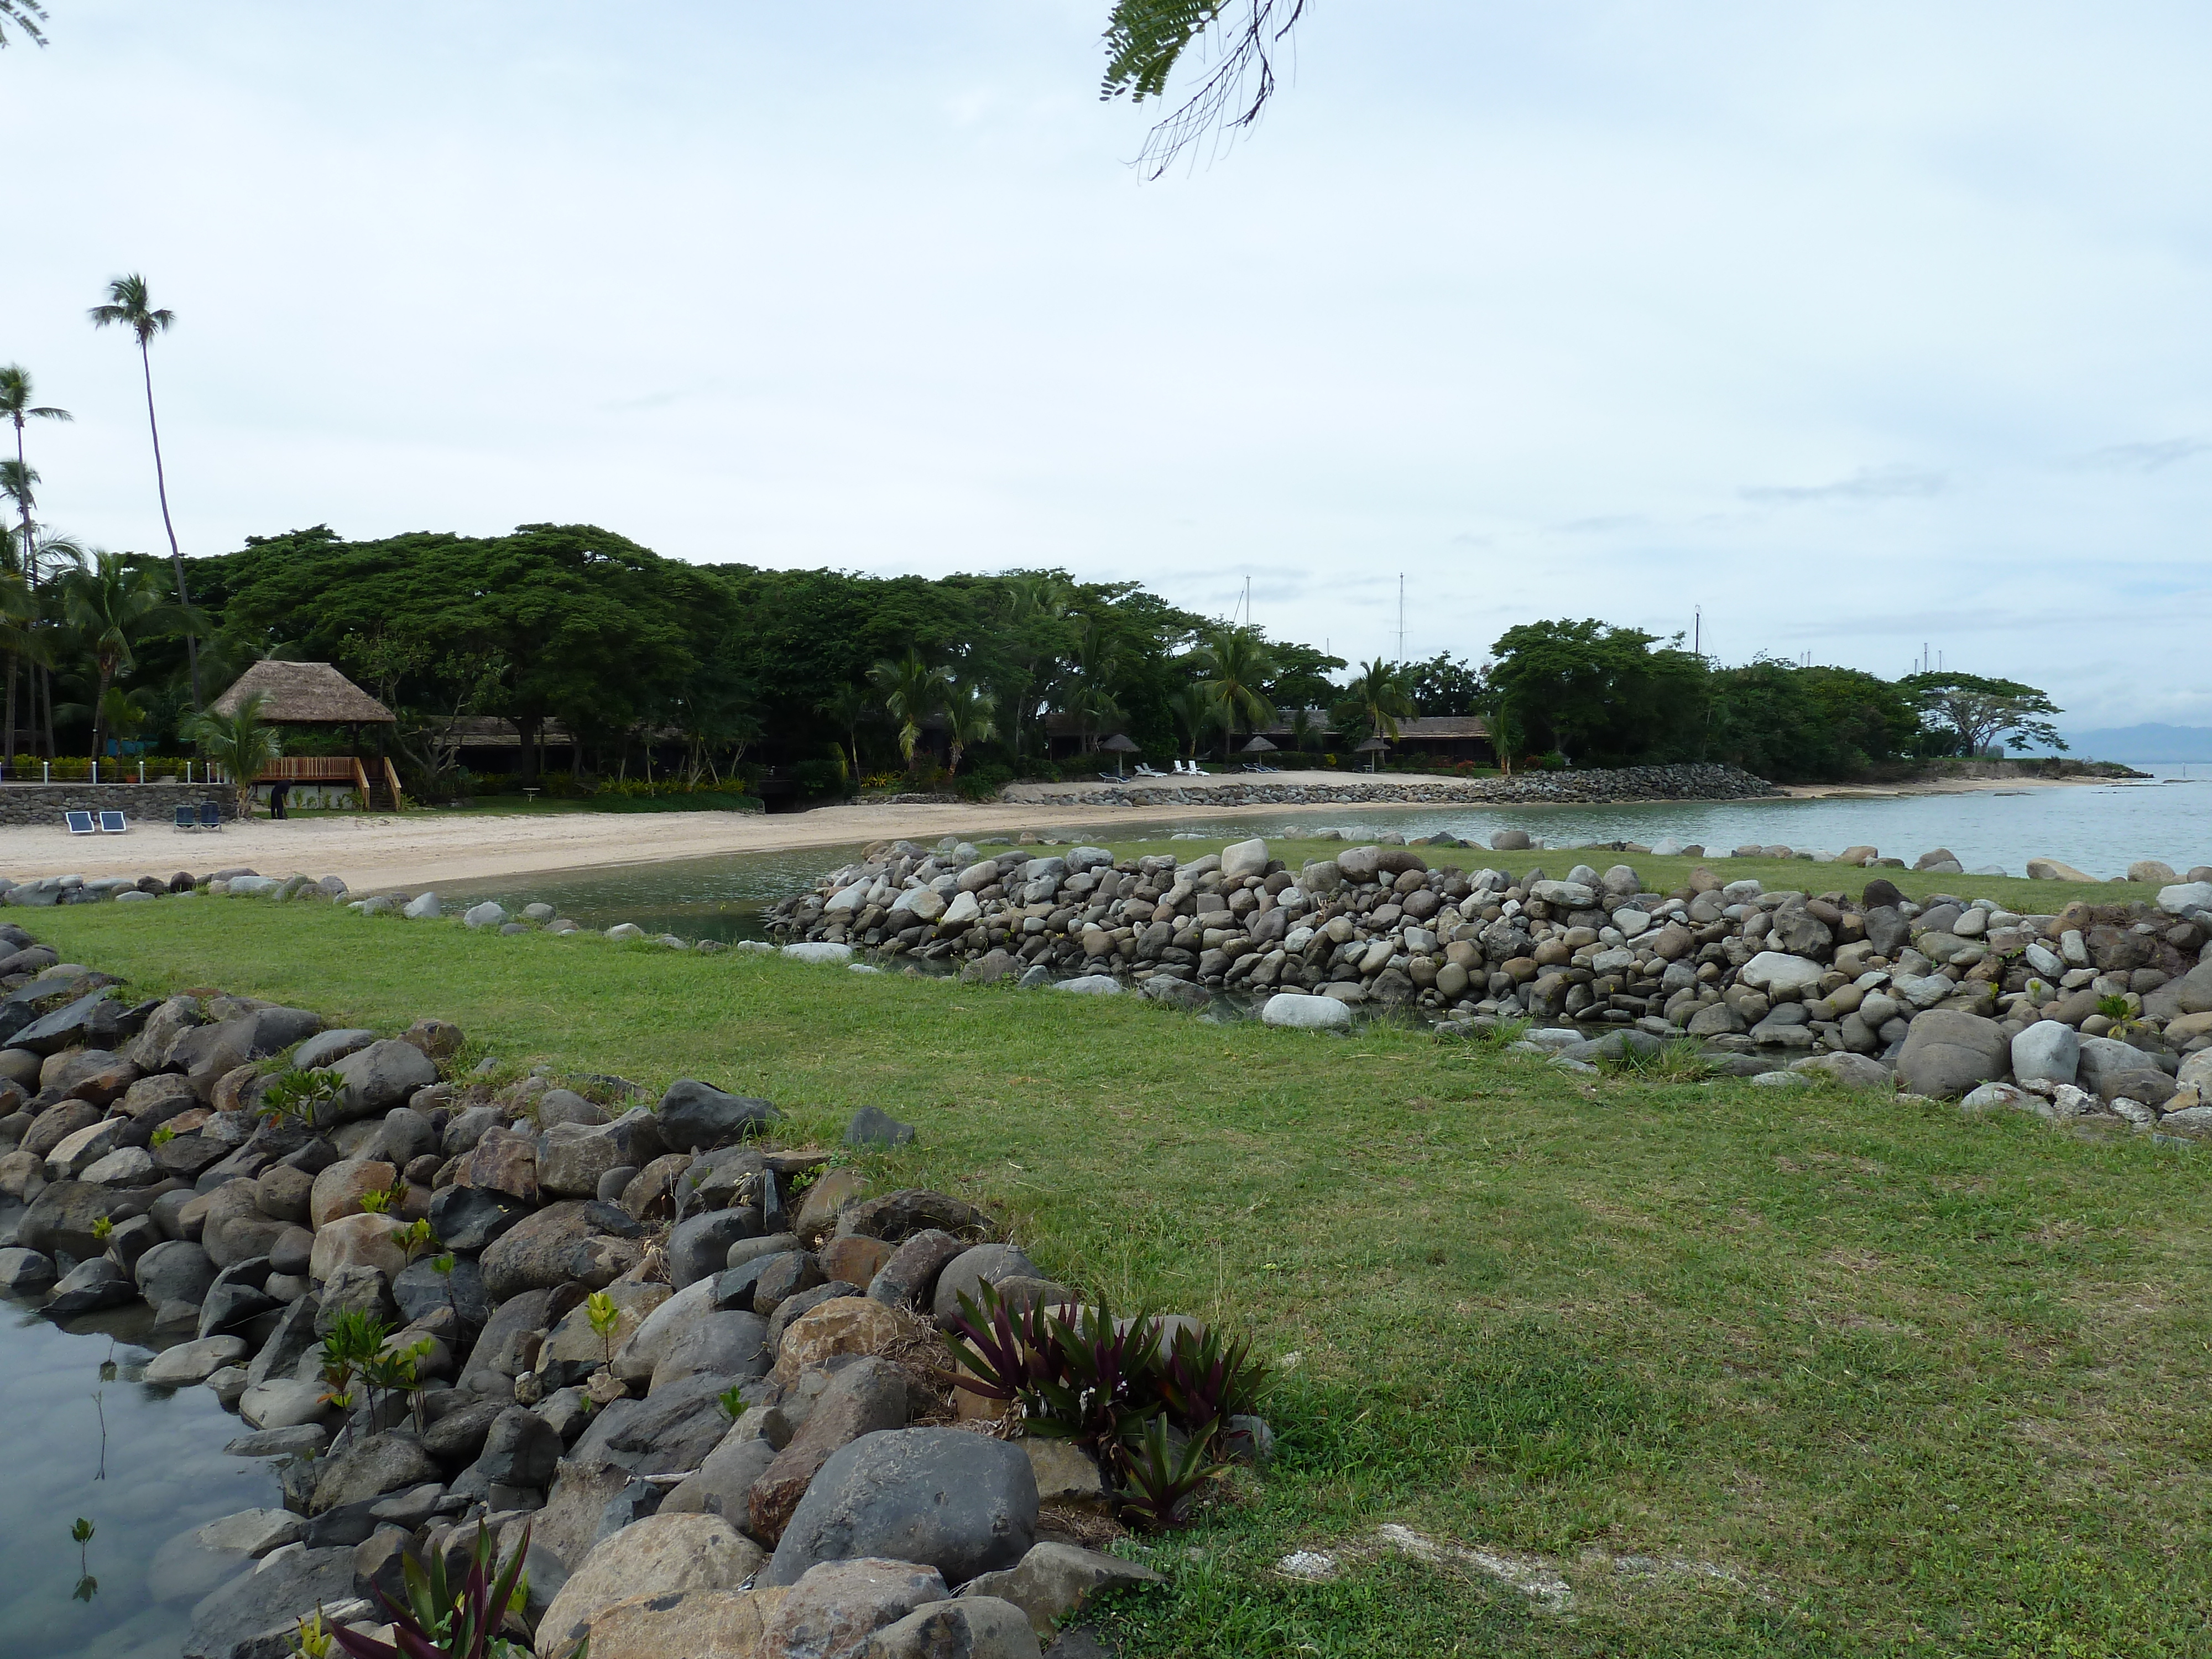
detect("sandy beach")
[0,797,1327,892]
[0,769,2120,892]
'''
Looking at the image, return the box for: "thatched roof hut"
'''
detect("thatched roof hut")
[211,660,395,725]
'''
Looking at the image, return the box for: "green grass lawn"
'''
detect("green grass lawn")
[28,899,2212,1657]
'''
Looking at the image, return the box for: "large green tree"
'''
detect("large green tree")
[1900,671,2065,757]
[1488,619,1708,767]
[1192,624,1277,753]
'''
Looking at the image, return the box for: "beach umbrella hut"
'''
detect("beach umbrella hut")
[210,660,403,809]
[1354,733,1389,773]
[1101,732,1140,778]
[1240,735,1277,769]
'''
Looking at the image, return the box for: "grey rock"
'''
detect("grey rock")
[403,892,442,919]
[765,1426,1039,1588]
[394,1253,489,1329]
[862,1597,1042,1658]
[2011,1020,2081,1088]
[291,1029,376,1071]
[1787,1053,1893,1091]
[225,1424,330,1458]
[479,1199,644,1302]
[847,1107,917,1147]
[182,1545,358,1659]
[932,1243,1041,1325]
[2077,1036,2178,1105]
[868,1228,966,1312]
[477,1407,564,1488]
[656,1078,781,1151]
[310,1432,442,1514]
[660,1428,778,1521]
[667,1206,764,1289]
[246,1295,323,1388]
[650,1310,770,1392]
[330,1040,440,1122]
[570,1370,739,1475]
[426,1183,527,1253]
[1895,1010,2012,1099]
[145,1334,252,1386]
[46,1255,138,1316]
[0,1244,57,1291]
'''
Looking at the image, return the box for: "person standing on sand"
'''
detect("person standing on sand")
[268,781,288,820]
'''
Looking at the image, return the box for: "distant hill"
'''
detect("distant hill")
[2025,724,2212,763]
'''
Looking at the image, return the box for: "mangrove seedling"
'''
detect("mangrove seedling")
[586,1290,620,1372]
[717,1384,748,1423]
[91,1215,113,1243]
[397,1217,437,1264]
[259,1067,346,1130]
[150,1124,177,1147]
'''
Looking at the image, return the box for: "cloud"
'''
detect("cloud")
[2072,437,2211,472]
[1740,465,1947,505]
[1549,514,1646,535]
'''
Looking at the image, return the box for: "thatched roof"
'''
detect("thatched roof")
[211,660,395,725]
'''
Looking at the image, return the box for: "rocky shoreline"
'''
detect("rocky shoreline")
[1001,761,1782,811]
[766,833,2212,1123]
[0,928,1230,1659]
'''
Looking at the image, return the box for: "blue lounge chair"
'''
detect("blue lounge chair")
[173,805,198,832]
[199,801,223,831]
[64,810,95,835]
[97,811,127,833]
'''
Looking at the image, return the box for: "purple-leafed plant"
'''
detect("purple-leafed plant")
[1030,1294,1167,1449]
[1159,1325,1268,1446]
[942,1280,1068,1402]
[1116,1411,1229,1530]
[327,1520,540,1659]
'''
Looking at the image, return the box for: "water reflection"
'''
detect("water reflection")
[0,1290,280,1659]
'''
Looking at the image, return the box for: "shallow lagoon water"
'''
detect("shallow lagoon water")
[426,769,2212,935]
[0,1288,281,1659]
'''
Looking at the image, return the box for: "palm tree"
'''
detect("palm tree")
[815,682,875,781]
[0,3,48,48]
[183,691,281,818]
[1165,684,1219,761]
[941,681,998,776]
[60,552,197,763]
[0,368,69,768]
[90,274,202,706]
[867,651,951,767]
[1193,625,1278,753]
[1337,658,1415,747]
[996,574,1072,759]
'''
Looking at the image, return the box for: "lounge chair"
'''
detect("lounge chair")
[1133,763,1166,778]
[198,801,223,831]
[97,811,127,833]
[65,810,95,835]
[173,805,199,832]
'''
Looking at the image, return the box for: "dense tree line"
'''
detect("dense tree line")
[5,507,2070,792]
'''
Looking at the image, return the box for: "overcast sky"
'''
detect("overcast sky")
[7,2,2210,731]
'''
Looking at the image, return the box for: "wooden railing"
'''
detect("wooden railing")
[384,757,406,812]
[253,757,362,782]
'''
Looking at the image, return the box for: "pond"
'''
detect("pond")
[0,1288,283,1659]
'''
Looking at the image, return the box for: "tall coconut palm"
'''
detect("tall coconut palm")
[0,365,69,591]
[90,274,202,706]
[60,551,198,762]
[1337,657,1415,746]
[182,691,280,818]
[0,2,48,48]
[867,651,950,766]
[1193,625,1278,753]
[941,681,998,776]
[1165,684,1220,761]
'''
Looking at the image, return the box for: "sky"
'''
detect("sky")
[6,1,2211,732]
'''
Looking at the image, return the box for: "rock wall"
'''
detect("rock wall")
[1004,762,1780,810]
[0,782,235,827]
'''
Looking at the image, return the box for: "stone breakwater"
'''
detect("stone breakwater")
[0,935,1199,1659]
[768,833,2212,1122]
[1004,762,1782,810]
[0,781,236,827]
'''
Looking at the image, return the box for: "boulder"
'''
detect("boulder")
[611,1277,717,1383]
[772,1297,910,1385]
[480,1200,645,1301]
[576,1588,787,1659]
[658,1078,781,1150]
[46,1256,138,1315]
[1260,993,1352,1031]
[309,1212,408,1282]
[866,1229,966,1313]
[426,1183,527,1251]
[765,1427,1039,1588]
[846,1107,917,1148]
[839,1189,987,1244]
[239,1378,332,1431]
[661,1429,780,1523]
[668,1206,765,1288]
[145,1334,251,1386]
[570,1371,744,1475]
[19,1178,141,1260]
[931,1244,1041,1325]
[1895,1011,2012,1099]
[541,1117,664,1198]
[1739,952,1825,996]
[476,1407,565,1488]
[2077,1036,2177,1105]
[748,1355,911,1542]
[331,1040,440,1121]
[2011,1021,2081,1088]
[0,1245,56,1292]
[291,1028,377,1071]
[309,1158,398,1227]
[860,1598,1041,1658]
[651,1310,770,1392]
[181,1545,358,1659]
[40,1047,140,1107]
[310,1431,442,1514]
[1787,1053,1892,1091]
[759,1558,949,1659]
